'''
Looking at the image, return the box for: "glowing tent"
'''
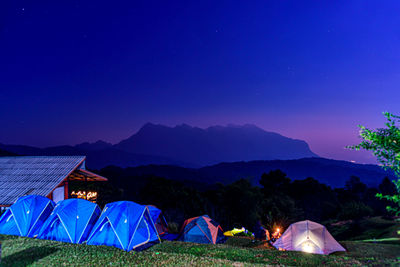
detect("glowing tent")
[38,198,101,243]
[273,220,346,255]
[0,195,55,237]
[179,215,225,244]
[87,201,161,251]
[224,227,253,237]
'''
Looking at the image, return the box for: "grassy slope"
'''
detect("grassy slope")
[327,217,400,243]
[0,235,399,267]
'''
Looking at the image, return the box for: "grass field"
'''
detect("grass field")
[326,217,400,242]
[0,234,399,266]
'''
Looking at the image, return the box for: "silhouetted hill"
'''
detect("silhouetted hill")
[0,123,318,168]
[0,144,42,155]
[0,148,16,156]
[84,149,187,169]
[75,140,113,151]
[198,158,393,187]
[1,123,390,187]
[98,157,393,188]
[0,143,186,169]
[115,123,318,165]
[0,140,391,187]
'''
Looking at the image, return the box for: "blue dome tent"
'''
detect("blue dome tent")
[0,195,55,237]
[38,198,101,244]
[87,201,161,251]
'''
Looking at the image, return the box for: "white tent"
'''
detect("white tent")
[272,220,346,255]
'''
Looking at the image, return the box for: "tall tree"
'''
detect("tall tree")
[345,176,367,201]
[348,112,400,216]
[260,170,301,228]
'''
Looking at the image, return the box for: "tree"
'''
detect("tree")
[259,170,302,229]
[345,176,367,201]
[289,177,339,221]
[337,201,373,220]
[260,169,291,195]
[348,112,400,216]
[139,176,206,223]
[218,179,263,229]
[379,177,397,195]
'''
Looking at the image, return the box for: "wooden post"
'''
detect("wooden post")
[64,179,69,200]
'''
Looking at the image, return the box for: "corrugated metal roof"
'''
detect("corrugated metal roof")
[0,156,86,205]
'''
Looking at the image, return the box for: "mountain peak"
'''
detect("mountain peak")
[141,122,159,129]
[175,123,193,129]
[227,123,258,128]
[209,123,265,132]
[115,123,318,166]
[75,140,112,151]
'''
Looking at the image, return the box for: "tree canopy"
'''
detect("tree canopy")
[348,112,400,216]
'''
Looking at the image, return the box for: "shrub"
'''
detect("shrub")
[167,222,180,234]
[338,202,373,220]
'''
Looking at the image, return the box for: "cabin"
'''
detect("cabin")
[0,156,107,208]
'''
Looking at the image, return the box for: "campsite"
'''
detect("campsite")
[0,140,400,266]
[0,171,399,266]
[2,1,400,266]
[0,122,400,266]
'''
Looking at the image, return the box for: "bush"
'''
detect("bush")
[338,202,373,220]
[167,222,180,234]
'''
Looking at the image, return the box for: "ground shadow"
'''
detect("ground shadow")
[0,246,58,267]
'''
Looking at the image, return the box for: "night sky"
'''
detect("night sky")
[1,1,400,164]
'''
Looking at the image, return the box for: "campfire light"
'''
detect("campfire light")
[271,226,282,240]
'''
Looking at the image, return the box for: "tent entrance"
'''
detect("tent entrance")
[53,187,64,203]
[89,217,125,250]
[131,216,151,250]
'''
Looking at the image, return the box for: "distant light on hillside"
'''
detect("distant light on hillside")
[350,160,356,163]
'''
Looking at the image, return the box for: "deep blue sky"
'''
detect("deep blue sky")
[1,1,400,163]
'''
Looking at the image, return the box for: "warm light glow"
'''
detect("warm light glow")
[302,241,314,253]
[70,191,98,202]
[271,226,282,240]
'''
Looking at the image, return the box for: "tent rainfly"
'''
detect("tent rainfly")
[146,205,168,236]
[179,215,225,244]
[0,195,55,237]
[87,201,161,251]
[38,198,101,244]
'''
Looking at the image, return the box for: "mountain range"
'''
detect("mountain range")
[0,123,317,169]
[115,123,318,166]
[0,123,391,187]
[99,157,392,188]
